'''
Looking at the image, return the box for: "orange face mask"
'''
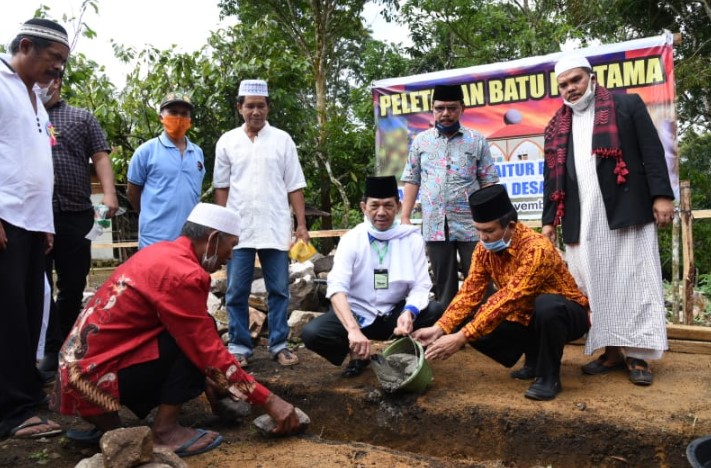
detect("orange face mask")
[162,115,191,140]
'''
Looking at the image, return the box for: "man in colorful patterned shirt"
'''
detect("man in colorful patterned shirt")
[55,204,301,455]
[413,185,589,401]
[401,84,499,308]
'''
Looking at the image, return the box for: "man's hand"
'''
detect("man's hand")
[263,394,300,435]
[44,233,54,254]
[400,216,412,225]
[0,222,7,250]
[411,325,445,347]
[393,310,414,336]
[101,193,120,218]
[542,225,556,243]
[653,197,674,228]
[294,225,310,244]
[348,329,371,360]
[424,331,468,361]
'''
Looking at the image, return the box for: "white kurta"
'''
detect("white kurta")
[565,104,667,359]
[213,122,306,250]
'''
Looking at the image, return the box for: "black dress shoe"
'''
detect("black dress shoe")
[341,359,370,377]
[524,375,562,401]
[510,365,536,380]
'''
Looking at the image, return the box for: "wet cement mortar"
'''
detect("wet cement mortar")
[2,344,710,467]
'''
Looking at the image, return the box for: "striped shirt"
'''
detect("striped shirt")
[437,223,589,341]
[46,100,110,212]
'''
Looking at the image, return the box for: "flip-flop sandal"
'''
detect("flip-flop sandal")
[10,416,62,439]
[66,427,104,444]
[174,429,223,458]
[626,358,653,386]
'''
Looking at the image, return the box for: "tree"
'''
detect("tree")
[398,0,577,73]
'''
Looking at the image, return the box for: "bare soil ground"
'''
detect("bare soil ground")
[2,343,710,467]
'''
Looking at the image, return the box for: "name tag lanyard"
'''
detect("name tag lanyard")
[371,238,389,290]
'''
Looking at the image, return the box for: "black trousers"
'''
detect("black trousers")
[302,300,445,366]
[118,331,205,419]
[44,209,94,355]
[471,294,589,378]
[0,221,48,437]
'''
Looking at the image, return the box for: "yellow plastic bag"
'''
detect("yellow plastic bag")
[288,239,318,262]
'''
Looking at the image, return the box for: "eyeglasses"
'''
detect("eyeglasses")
[433,105,461,113]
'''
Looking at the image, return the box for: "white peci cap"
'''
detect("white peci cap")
[187,203,240,237]
[238,79,269,97]
[554,55,592,78]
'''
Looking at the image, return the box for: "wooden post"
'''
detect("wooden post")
[671,209,680,323]
[679,180,695,324]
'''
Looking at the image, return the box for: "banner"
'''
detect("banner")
[372,32,679,220]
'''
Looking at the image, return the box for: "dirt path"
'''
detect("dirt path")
[2,344,710,467]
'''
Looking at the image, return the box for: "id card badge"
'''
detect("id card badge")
[374,268,389,289]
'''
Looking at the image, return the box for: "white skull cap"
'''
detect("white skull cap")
[238,79,269,97]
[187,203,240,237]
[554,55,592,78]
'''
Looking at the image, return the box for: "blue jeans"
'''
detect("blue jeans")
[226,248,290,357]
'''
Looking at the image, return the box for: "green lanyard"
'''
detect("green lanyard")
[370,239,389,266]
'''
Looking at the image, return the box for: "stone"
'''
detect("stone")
[150,447,188,468]
[206,292,221,315]
[75,453,104,468]
[288,275,320,312]
[253,407,310,436]
[210,268,227,296]
[210,307,229,336]
[316,272,329,297]
[289,262,315,279]
[213,396,252,421]
[100,426,153,468]
[249,307,267,339]
[287,310,323,340]
[312,255,334,275]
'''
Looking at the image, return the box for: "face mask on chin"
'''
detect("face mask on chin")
[201,232,219,271]
[563,75,596,113]
[434,120,461,135]
[34,80,55,104]
[481,226,511,253]
[162,115,192,140]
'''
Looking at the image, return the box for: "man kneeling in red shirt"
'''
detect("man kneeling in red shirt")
[53,203,300,456]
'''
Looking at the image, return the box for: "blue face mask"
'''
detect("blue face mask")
[481,227,511,253]
[434,120,461,135]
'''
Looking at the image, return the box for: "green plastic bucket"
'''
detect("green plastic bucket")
[380,336,432,393]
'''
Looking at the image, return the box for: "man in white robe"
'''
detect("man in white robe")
[542,55,675,386]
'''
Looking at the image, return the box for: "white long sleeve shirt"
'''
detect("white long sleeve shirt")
[327,223,432,327]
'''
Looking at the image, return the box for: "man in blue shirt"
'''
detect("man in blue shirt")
[127,92,205,248]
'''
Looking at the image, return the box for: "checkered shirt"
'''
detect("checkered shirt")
[46,100,110,212]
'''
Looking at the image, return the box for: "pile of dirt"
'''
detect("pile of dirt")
[2,344,709,467]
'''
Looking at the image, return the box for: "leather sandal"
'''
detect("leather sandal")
[581,353,625,375]
[341,358,370,378]
[626,357,653,386]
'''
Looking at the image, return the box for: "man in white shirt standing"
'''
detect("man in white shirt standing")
[0,18,69,439]
[301,176,444,377]
[214,79,308,367]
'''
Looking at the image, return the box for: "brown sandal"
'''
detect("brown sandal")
[626,357,653,386]
[581,353,625,375]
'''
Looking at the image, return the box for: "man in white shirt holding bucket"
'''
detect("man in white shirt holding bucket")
[301,175,444,377]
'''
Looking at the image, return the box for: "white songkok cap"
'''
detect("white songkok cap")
[17,18,70,49]
[554,55,592,78]
[238,79,269,97]
[187,203,241,237]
